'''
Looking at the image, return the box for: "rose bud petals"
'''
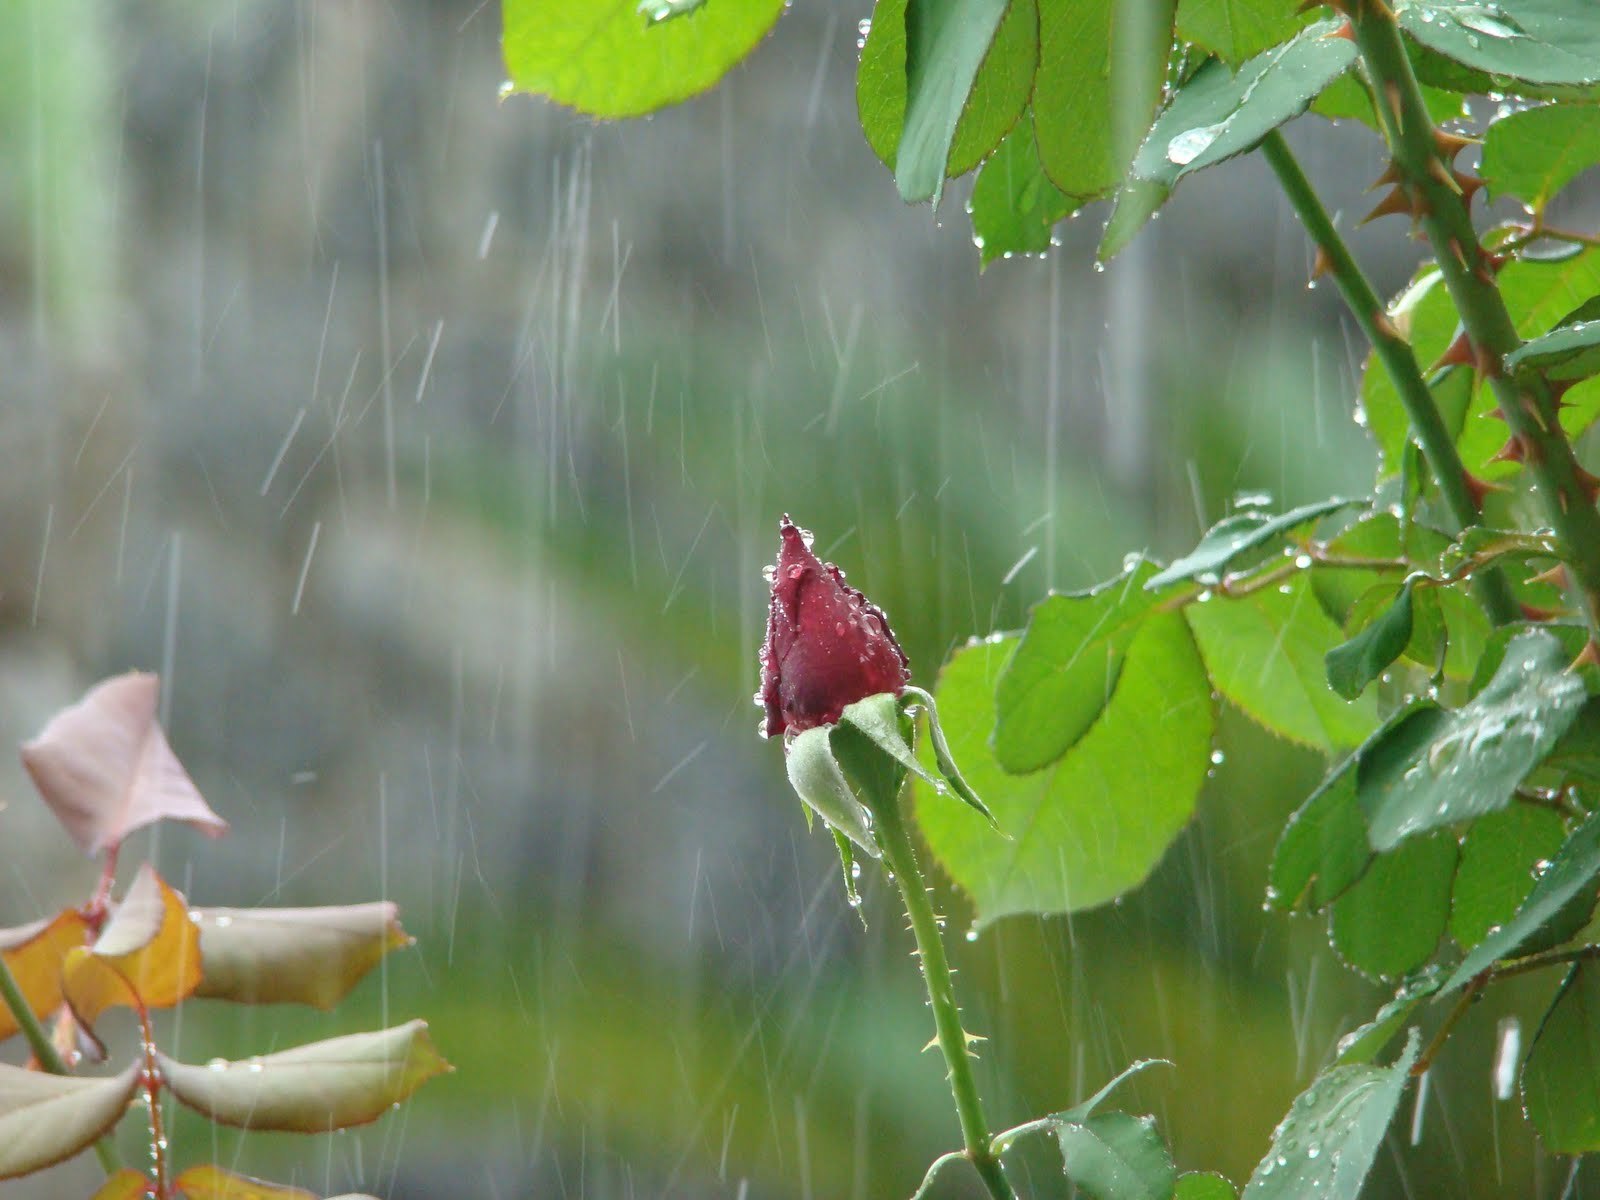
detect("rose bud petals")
[759,516,910,738]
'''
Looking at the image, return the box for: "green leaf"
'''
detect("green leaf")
[637,0,708,23]
[1032,0,1176,201]
[1546,697,1600,784]
[1523,963,1600,1152]
[1100,21,1356,258]
[1341,580,1446,675]
[993,1059,1174,1155]
[1268,754,1370,912]
[1240,1028,1420,1200]
[916,622,1213,924]
[500,0,785,118]
[1357,631,1587,851]
[1506,318,1600,384]
[993,561,1159,773]
[1443,809,1600,992]
[1175,1173,1238,1200]
[1449,805,1568,949]
[785,725,881,858]
[1396,0,1600,88]
[1331,830,1456,979]
[1145,497,1359,590]
[969,111,1079,264]
[157,1020,451,1132]
[1186,574,1379,751]
[1467,622,1590,696]
[0,1061,140,1179]
[1055,1112,1176,1200]
[1058,1059,1172,1123]
[1325,575,1418,701]
[1308,512,1443,624]
[1335,968,1443,1065]
[898,0,1016,203]
[1311,72,1465,130]
[1175,0,1313,63]
[857,0,1038,192]
[1482,102,1600,214]
[1362,247,1600,484]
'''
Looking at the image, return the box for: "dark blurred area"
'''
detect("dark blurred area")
[1,1,1594,1197]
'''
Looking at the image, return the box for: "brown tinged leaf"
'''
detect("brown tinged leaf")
[172,1164,317,1199]
[1573,640,1600,671]
[0,910,89,1044]
[0,1060,141,1179]
[171,1163,385,1200]
[20,673,228,857]
[157,1020,451,1132]
[192,902,411,1010]
[62,865,201,1052]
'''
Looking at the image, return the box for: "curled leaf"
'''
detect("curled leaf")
[63,864,201,1049]
[173,1164,316,1199]
[0,1060,141,1179]
[158,1020,451,1132]
[91,1169,155,1200]
[0,909,89,1043]
[20,672,228,856]
[193,902,411,1009]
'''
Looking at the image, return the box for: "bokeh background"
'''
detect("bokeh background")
[1,2,1597,1197]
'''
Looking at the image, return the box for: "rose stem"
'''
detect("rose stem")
[872,794,1016,1200]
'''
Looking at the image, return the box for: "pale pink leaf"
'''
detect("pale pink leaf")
[19,672,228,856]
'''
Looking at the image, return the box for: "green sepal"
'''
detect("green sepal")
[840,693,944,792]
[831,828,866,922]
[785,725,881,859]
[905,685,1001,830]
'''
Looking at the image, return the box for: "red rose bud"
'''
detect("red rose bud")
[759,515,910,738]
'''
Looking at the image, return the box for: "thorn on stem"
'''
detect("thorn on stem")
[1433,128,1479,160]
[1461,469,1507,510]
[1362,186,1412,225]
[1527,563,1570,590]
[1431,330,1475,372]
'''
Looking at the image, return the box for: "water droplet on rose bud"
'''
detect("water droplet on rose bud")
[787,564,804,581]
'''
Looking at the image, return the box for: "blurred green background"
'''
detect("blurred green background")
[0,1,1594,1197]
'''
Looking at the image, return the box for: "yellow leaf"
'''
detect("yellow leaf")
[0,910,89,1043]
